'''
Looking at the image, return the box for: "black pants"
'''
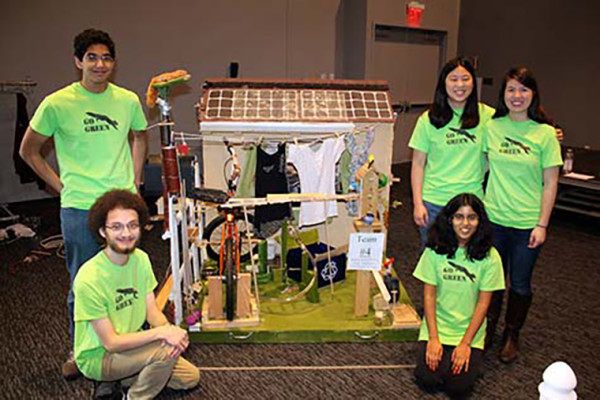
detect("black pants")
[414,341,483,399]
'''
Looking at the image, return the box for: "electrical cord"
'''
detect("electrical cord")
[39,234,65,259]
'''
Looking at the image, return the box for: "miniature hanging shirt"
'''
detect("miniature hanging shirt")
[254,143,292,238]
[288,137,346,227]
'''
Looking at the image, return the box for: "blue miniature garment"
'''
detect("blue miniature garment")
[346,127,375,216]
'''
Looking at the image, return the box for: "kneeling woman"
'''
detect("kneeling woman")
[413,193,504,398]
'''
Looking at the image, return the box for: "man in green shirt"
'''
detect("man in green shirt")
[74,189,199,399]
[19,29,148,379]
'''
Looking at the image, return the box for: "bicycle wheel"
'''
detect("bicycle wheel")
[203,214,257,263]
[224,237,236,321]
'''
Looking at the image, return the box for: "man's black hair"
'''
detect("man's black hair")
[73,29,116,61]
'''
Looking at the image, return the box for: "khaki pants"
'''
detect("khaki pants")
[101,341,200,400]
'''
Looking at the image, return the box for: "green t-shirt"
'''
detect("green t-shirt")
[73,249,157,380]
[413,247,505,349]
[30,82,148,210]
[483,117,563,229]
[408,103,495,206]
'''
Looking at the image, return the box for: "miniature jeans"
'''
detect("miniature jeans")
[101,341,200,399]
[61,207,101,344]
[491,223,542,295]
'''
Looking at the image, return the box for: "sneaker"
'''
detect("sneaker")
[92,380,122,400]
[62,351,82,380]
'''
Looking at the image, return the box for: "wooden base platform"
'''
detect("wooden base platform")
[188,269,420,344]
[391,303,421,329]
[201,297,260,329]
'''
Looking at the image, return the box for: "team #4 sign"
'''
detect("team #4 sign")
[347,233,385,271]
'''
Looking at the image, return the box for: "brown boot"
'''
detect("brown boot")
[62,351,82,380]
[499,330,519,363]
[499,290,532,364]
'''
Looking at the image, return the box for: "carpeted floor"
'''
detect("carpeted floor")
[1,163,598,399]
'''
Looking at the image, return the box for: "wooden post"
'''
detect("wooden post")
[353,211,382,317]
[354,270,371,316]
[207,276,223,319]
[236,273,252,318]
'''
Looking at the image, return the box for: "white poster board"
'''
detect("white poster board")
[347,233,385,271]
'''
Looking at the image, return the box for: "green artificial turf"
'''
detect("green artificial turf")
[189,268,419,344]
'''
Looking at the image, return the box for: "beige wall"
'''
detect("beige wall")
[0,0,340,203]
[365,0,461,163]
[459,0,600,150]
[365,0,461,77]
[1,0,484,203]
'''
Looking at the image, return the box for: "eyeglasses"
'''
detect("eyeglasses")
[84,53,115,63]
[452,214,479,223]
[105,222,140,233]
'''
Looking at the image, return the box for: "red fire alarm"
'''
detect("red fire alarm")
[406,1,425,27]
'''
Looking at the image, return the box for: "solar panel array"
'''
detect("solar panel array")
[202,89,393,122]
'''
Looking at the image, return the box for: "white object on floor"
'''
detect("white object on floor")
[7,223,36,238]
[538,361,577,400]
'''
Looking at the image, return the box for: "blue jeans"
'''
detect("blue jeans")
[491,223,542,295]
[418,201,445,248]
[61,208,102,344]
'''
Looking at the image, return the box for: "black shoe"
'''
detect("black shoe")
[92,380,122,400]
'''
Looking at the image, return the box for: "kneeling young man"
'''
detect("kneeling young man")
[74,189,199,399]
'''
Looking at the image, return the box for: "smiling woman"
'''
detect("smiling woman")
[445,65,474,109]
[483,66,563,363]
[451,205,480,247]
[408,57,495,246]
[412,193,505,398]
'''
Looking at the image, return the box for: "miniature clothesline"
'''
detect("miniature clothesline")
[173,131,346,146]
[170,125,376,147]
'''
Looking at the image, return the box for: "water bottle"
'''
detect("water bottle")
[563,148,574,174]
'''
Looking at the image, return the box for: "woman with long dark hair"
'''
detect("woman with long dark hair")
[409,58,563,247]
[409,57,494,245]
[483,66,562,363]
[413,193,504,398]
